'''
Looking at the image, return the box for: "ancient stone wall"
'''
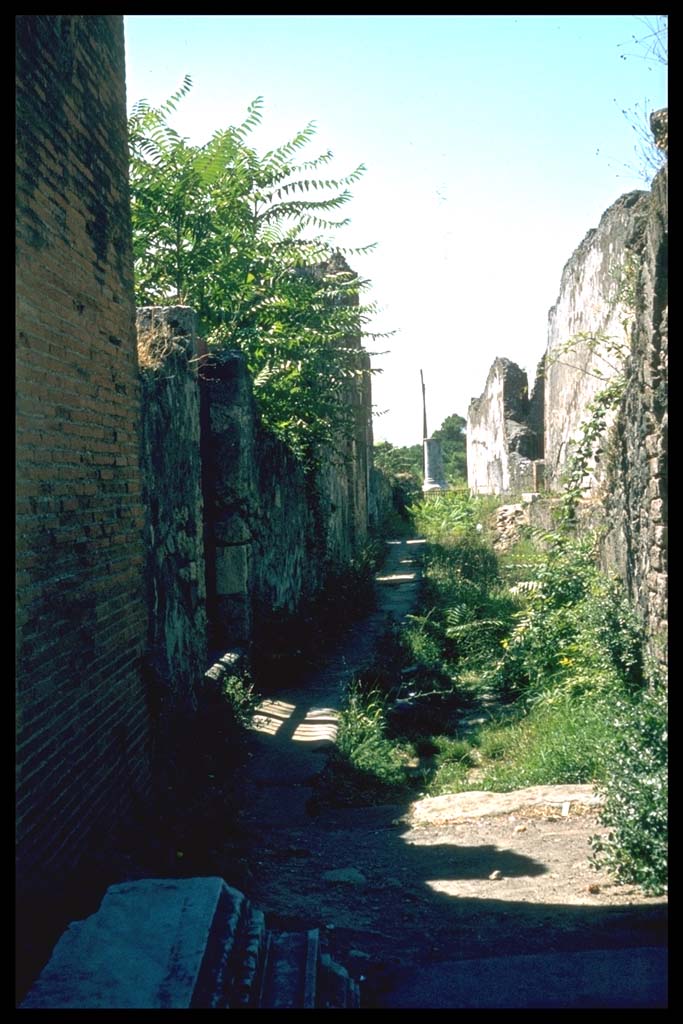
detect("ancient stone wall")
[467,358,542,495]
[466,126,667,658]
[200,345,375,653]
[16,16,151,896]
[252,429,321,628]
[317,345,373,565]
[544,190,650,491]
[602,164,668,660]
[138,307,208,737]
[199,352,259,652]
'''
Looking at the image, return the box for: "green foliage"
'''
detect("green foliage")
[220,673,259,727]
[373,440,423,480]
[128,80,387,460]
[312,681,410,806]
[372,411,467,505]
[322,472,665,893]
[495,531,644,704]
[426,735,476,795]
[476,695,613,791]
[410,489,497,546]
[559,376,627,521]
[336,683,405,783]
[431,412,468,484]
[590,681,668,895]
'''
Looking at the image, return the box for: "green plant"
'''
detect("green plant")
[410,490,496,545]
[590,681,668,895]
[221,673,259,727]
[335,683,406,787]
[479,694,612,791]
[431,413,468,485]
[128,80,388,461]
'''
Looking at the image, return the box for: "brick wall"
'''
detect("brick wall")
[16,16,150,897]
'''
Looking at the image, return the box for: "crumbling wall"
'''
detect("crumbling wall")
[317,345,373,563]
[602,162,668,661]
[200,352,259,652]
[544,190,650,491]
[16,15,150,893]
[200,343,374,654]
[252,429,321,625]
[466,121,667,660]
[467,358,542,495]
[138,307,208,735]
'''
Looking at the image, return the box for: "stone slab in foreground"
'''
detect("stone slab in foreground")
[20,877,263,1009]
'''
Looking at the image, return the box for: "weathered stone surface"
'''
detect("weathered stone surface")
[490,502,529,552]
[544,189,650,492]
[138,307,207,724]
[602,162,668,662]
[21,878,255,1009]
[199,316,374,652]
[16,15,151,944]
[467,358,542,495]
[215,544,251,597]
[200,352,258,649]
[406,784,603,826]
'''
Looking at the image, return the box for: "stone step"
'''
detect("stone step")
[318,952,361,1008]
[259,929,319,1009]
[20,877,359,1010]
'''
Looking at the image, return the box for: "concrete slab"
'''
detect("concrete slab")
[381,946,667,1008]
[20,877,253,1009]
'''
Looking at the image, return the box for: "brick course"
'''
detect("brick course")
[16,15,150,904]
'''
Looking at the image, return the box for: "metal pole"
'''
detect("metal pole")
[420,368,428,441]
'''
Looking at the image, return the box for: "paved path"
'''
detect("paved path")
[241,537,425,829]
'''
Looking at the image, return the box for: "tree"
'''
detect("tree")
[128,78,386,460]
[374,412,467,489]
[432,413,467,484]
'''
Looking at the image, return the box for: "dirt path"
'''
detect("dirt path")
[235,538,667,1006]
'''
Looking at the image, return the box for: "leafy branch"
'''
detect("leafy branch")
[129,80,391,461]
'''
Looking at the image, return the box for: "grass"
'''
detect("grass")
[426,694,612,795]
[319,490,666,894]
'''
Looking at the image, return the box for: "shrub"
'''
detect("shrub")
[590,681,668,895]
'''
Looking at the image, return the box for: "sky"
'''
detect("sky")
[124,15,667,448]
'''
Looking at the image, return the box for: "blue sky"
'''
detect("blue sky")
[124,15,667,447]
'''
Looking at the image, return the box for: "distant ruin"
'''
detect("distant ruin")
[467,119,667,659]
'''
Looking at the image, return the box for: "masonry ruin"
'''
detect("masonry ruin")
[466,118,667,658]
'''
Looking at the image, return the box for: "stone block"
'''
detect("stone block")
[215,543,250,596]
[21,878,256,1009]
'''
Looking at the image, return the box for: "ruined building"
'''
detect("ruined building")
[466,117,667,658]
